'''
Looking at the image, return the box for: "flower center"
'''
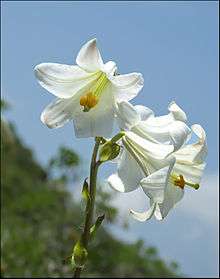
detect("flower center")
[80,72,109,112]
[171,174,199,190]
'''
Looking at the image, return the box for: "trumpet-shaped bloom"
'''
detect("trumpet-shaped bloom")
[34,38,144,137]
[131,124,207,221]
[108,101,191,192]
[108,102,207,221]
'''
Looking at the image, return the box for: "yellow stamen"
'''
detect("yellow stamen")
[173,175,185,189]
[80,92,98,112]
[79,95,88,106]
[79,72,109,112]
[171,174,200,190]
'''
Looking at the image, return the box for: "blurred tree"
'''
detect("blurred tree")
[1,100,181,277]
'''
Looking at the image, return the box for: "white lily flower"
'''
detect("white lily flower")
[108,102,191,193]
[108,101,207,221]
[107,127,187,193]
[130,125,207,221]
[34,38,144,137]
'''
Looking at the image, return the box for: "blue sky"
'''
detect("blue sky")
[2,1,219,277]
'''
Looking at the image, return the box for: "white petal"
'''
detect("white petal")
[192,124,206,142]
[107,174,126,193]
[110,73,144,102]
[35,63,98,98]
[168,101,187,122]
[115,101,140,130]
[130,202,157,222]
[140,157,175,203]
[134,105,154,121]
[107,148,144,193]
[41,97,78,129]
[125,131,174,160]
[102,61,117,76]
[154,203,163,220]
[76,38,104,72]
[133,120,191,149]
[156,182,184,220]
[169,121,191,151]
[141,101,187,127]
[73,86,114,138]
[174,124,207,164]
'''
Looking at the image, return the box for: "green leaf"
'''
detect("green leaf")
[90,214,105,238]
[82,178,90,201]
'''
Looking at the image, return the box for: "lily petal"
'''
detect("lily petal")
[41,97,78,128]
[35,63,97,98]
[134,119,191,149]
[102,61,117,76]
[125,131,174,160]
[115,101,140,130]
[110,73,144,102]
[115,101,154,130]
[174,124,207,164]
[76,38,104,72]
[107,148,144,193]
[142,101,187,127]
[140,157,175,203]
[169,121,191,151]
[130,202,157,222]
[168,101,187,122]
[155,181,184,220]
[134,105,154,121]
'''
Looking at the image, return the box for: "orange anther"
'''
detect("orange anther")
[80,92,98,111]
[80,95,88,106]
[174,175,185,189]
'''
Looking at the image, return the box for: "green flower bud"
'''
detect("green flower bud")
[99,141,120,162]
[72,240,88,268]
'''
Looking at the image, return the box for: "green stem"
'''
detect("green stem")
[74,137,102,278]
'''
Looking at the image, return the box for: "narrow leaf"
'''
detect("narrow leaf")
[90,214,105,238]
[82,178,90,201]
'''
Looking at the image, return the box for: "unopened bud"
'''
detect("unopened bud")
[99,142,120,162]
[72,240,88,268]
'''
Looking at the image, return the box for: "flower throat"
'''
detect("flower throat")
[80,72,109,112]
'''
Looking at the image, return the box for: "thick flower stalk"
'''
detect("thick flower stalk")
[72,137,102,277]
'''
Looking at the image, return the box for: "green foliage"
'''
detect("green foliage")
[1,116,181,277]
[1,99,10,111]
[49,146,80,169]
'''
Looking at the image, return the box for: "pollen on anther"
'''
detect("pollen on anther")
[80,92,99,111]
[174,175,185,189]
[80,95,88,106]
